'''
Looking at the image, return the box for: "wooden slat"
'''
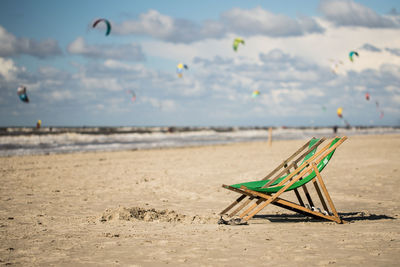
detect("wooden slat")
[221,184,344,223]
[262,138,312,181]
[263,137,325,187]
[312,178,329,212]
[275,136,347,187]
[222,184,254,197]
[291,162,299,182]
[239,198,264,218]
[263,140,332,189]
[302,184,315,207]
[241,187,343,223]
[228,197,255,217]
[221,185,258,217]
[293,137,326,165]
[243,164,314,221]
[312,163,340,220]
[312,136,347,167]
[221,185,266,218]
[219,194,247,215]
[293,188,305,206]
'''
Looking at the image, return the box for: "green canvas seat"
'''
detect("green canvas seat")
[219,137,347,224]
[230,138,340,194]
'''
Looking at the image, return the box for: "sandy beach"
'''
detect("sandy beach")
[1,134,399,266]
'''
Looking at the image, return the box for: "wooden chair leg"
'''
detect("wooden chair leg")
[228,196,255,217]
[221,184,344,223]
[312,163,341,221]
[242,187,343,223]
[312,179,329,212]
[302,184,314,207]
[293,188,305,206]
[219,194,247,215]
[243,165,314,222]
[239,198,265,218]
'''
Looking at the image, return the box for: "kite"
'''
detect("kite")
[252,90,260,98]
[17,85,29,103]
[365,92,370,101]
[349,51,359,62]
[233,38,245,52]
[127,90,136,103]
[92,18,112,36]
[337,107,351,128]
[337,107,343,118]
[176,63,187,78]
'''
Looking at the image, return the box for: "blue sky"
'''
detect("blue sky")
[0,0,399,127]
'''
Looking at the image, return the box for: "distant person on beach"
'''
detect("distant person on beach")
[333,125,338,134]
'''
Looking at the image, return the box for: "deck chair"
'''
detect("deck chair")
[219,137,325,219]
[219,136,347,224]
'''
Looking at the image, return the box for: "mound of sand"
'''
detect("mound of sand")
[99,206,214,224]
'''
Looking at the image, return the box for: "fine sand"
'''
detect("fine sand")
[0,134,399,266]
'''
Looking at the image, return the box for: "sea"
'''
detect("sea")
[1,126,399,156]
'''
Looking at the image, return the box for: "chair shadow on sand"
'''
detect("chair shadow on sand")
[252,212,396,223]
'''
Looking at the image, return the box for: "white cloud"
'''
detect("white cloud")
[49,90,73,101]
[67,37,145,61]
[96,104,105,110]
[221,7,324,37]
[117,9,175,37]
[385,48,400,56]
[114,10,210,43]
[160,99,176,111]
[0,57,18,81]
[103,60,144,71]
[0,25,62,58]
[79,74,124,92]
[140,16,399,75]
[270,88,307,104]
[360,43,382,52]
[384,85,400,93]
[354,85,366,92]
[247,19,400,73]
[1,50,399,126]
[1,2,400,126]
[392,95,400,104]
[380,64,400,79]
[113,7,324,43]
[140,96,176,111]
[319,0,400,28]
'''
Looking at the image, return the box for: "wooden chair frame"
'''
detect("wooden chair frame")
[219,137,324,217]
[220,136,347,224]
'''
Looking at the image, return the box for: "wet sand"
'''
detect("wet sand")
[0,134,399,266]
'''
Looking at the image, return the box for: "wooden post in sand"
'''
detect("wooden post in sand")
[268,127,272,147]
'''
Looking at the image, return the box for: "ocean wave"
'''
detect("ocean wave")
[0,126,399,156]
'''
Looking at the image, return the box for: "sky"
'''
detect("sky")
[0,0,399,127]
